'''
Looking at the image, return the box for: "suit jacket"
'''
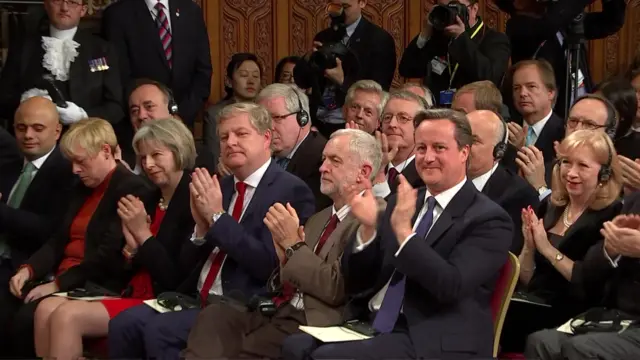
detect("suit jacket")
[482,165,540,254]
[344,181,513,358]
[0,128,22,196]
[0,22,124,125]
[25,164,155,292]
[399,18,510,105]
[388,159,423,195]
[526,198,622,315]
[287,131,331,211]
[502,113,565,173]
[118,171,195,295]
[102,0,212,127]
[177,161,316,297]
[0,147,76,268]
[279,198,386,327]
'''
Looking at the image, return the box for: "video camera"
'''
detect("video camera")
[428,1,470,31]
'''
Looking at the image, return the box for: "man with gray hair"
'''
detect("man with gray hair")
[343,80,388,134]
[257,84,330,210]
[182,128,386,359]
[400,83,434,108]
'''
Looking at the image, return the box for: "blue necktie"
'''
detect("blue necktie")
[372,196,437,333]
[275,157,290,170]
[525,126,536,146]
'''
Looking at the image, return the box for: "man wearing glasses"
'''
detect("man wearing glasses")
[0,0,123,130]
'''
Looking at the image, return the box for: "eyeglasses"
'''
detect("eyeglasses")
[567,117,606,131]
[270,112,296,123]
[50,0,84,8]
[381,113,413,125]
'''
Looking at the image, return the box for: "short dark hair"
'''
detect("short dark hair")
[414,109,473,149]
[128,78,172,105]
[224,53,262,100]
[274,56,300,83]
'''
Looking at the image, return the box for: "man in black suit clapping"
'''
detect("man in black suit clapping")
[102,0,212,128]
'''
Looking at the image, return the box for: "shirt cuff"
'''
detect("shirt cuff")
[539,189,552,202]
[190,225,206,246]
[354,228,377,252]
[416,34,429,49]
[372,181,391,199]
[603,246,622,268]
[395,233,416,257]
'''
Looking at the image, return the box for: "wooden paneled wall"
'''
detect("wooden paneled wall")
[91,0,640,104]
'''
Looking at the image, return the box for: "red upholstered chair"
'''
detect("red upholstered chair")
[491,252,520,358]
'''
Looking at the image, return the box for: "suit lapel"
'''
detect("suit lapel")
[305,208,332,252]
[169,0,180,74]
[318,212,358,260]
[221,175,234,211]
[240,162,278,222]
[134,0,170,68]
[424,181,476,248]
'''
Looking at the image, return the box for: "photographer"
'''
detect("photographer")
[398,0,510,107]
[294,0,396,138]
[495,0,627,118]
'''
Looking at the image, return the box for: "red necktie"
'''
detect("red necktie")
[199,182,247,304]
[273,213,340,306]
[387,167,399,187]
[155,2,173,68]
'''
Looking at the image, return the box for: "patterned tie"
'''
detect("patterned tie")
[372,196,437,333]
[387,167,399,187]
[525,126,536,147]
[0,162,36,258]
[199,182,247,305]
[275,157,290,170]
[155,1,173,68]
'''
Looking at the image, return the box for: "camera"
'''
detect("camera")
[308,42,350,72]
[428,1,470,31]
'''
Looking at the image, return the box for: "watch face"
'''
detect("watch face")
[285,248,294,259]
[555,253,564,261]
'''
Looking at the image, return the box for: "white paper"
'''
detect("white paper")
[299,325,372,342]
[143,299,172,313]
[52,292,117,301]
[557,318,634,335]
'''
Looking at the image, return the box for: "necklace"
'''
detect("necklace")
[158,197,168,211]
[562,205,583,228]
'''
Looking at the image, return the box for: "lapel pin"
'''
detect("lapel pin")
[101,57,110,71]
[176,8,180,17]
[89,59,96,72]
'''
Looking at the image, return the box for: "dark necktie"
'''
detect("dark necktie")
[155,1,173,68]
[372,196,437,333]
[275,157,290,170]
[387,167,399,187]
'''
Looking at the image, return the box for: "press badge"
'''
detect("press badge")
[439,89,456,105]
[431,57,446,76]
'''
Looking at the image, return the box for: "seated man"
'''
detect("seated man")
[451,80,503,115]
[181,129,386,359]
[119,79,216,173]
[0,0,123,126]
[343,80,387,135]
[525,191,640,360]
[0,97,76,355]
[400,83,434,108]
[467,110,539,253]
[285,109,513,359]
[107,103,316,360]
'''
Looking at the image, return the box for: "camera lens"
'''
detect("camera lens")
[429,5,456,31]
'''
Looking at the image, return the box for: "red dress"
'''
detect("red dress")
[100,206,167,318]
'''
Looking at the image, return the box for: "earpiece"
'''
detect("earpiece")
[166,88,179,116]
[493,116,509,160]
[598,134,613,183]
[293,88,309,127]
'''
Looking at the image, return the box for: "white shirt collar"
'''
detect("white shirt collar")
[287,131,310,160]
[529,110,553,138]
[28,146,55,170]
[471,163,499,192]
[346,15,362,38]
[424,177,467,211]
[332,202,352,222]
[235,158,272,189]
[146,0,169,11]
[389,154,416,173]
[49,26,77,41]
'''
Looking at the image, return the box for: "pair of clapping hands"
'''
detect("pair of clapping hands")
[602,214,640,259]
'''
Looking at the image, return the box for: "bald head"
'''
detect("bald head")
[14,96,62,160]
[467,110,505,179]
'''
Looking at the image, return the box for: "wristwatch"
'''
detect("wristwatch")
[537,186,549,196]
[210,210,226,224]
[554,252,565,263]
[285,242,307,259]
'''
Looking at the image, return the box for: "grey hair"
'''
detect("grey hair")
[132,118,197,170]
[256,83,310,122]
[345,80,387,117]
[385,90,429,115]
[400,83,434,108]
[217,102,272,134]
[330,129,382,180]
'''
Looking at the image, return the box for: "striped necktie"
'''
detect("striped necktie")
[155,1,173,68]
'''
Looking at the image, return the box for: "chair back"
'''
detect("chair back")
[490,252,520,357]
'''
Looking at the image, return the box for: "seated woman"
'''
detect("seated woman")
[500,130,623,352]
[32,118,198,360]
[274,56,300,84]
[6,118,154,357]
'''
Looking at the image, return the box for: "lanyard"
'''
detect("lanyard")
[447,21,484,89]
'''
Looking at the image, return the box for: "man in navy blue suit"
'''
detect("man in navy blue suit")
[107,102,315,360]
[282,108,512,360]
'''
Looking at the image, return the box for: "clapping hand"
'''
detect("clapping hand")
[117,195,151,244]
[507,122,527,149]
[189,168,224,226]
[264,203,302,249]
[601,216,640,258]
[390,175,418,245]
[516,146,546,190]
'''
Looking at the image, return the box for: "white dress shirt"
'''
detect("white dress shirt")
[145,0,172,30]
[194,158,272,296]
[471,163,498,192]
[356,177,467,312]
[8,147,55,201]
[290,203,352,310]
[526,110,553,146]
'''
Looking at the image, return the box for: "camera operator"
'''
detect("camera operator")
[293,0,396,138]
[494,0,627,118]
[398,0,510,107]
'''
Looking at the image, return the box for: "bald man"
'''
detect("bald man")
[467,110,539,253]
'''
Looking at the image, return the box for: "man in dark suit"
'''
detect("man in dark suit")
[0,97,76,355]
[467,110,539,254]
[181,129,386,359]
[0,0,123,127]
[102,0,212,128]
[0,127,22,196]
[295,0,396,137]
[503,60,564,173]
[399,0,510,107]
[107,102,316,360]
[118,79,216,173]
[285,109,512,359]
[257,83,331,211]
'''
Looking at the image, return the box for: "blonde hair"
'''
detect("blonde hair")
[550,130,622,210]
[60,118,117,158]
[217,102,272,134]
[133,118,197,170]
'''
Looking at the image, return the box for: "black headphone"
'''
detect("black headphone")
[292,88,310,127]
[165,87,179,116]
[130,79,179,116]
[493,115,509,160]
[598,133,614,184]
[572,94,618,140]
